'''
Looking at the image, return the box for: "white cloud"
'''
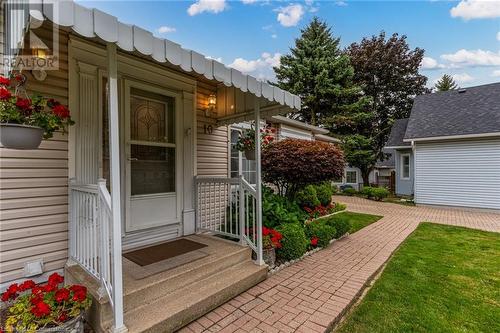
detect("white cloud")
[157,26,176,34]
[491,69,500,77]
[497,31,500,41]
[276,4,304,27]
[441,49,500,67]
[187,0,227,16]
[271,34,277,39]
[452,73,475,83]
[242,0,258,4]
[229,52,281,81]
[206,55,223,62]
[421,57,446,70]
[450,0,500,20]
[335,1,348,6]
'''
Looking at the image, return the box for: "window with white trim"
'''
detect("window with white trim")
[230,128,256,184]
[346,171,357,184]
[401,154,410,180]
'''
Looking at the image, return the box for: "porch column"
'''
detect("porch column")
[106,43,127,333]
[254,100,264,265]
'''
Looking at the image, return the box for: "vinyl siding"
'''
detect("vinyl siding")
[415,138,500,210]
[196,81,229,177]
[0,27,69,288]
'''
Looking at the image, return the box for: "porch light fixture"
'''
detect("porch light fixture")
[31,48,48,81]
[206,94,217,117]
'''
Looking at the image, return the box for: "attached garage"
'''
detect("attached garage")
[415,139,500,210]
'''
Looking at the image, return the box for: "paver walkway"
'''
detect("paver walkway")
[181,197,500,333]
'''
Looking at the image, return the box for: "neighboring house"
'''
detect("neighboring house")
[386,83,500,210]
[0,3,301,332]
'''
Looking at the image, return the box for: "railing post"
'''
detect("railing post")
[68,178,77,261]
[254,100,264,265]
[96,179,107,299]
[107,43,127,333]
[239,176,246,245]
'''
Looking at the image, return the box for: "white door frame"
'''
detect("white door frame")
[123,79,184,233]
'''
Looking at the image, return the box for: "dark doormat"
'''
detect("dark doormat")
[123,238,208,267]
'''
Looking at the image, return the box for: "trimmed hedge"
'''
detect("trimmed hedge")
[305,220,336,248]
[361,186,389,201]
[295,185,320,209]
[315,182,334,206]
[343,188,357,196]
[276,223,308,261]
[322,215,351,239]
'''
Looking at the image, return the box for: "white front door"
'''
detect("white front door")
[124,80,182,232]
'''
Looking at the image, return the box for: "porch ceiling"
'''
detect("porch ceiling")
[16,1,301,124]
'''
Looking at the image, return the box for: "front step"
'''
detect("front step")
[120,260,267,333]
[66,235,267,333]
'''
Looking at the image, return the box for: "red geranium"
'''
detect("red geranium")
[311,237,319,247]
[18,280,36,292]
[15,97,32,110]
[31,301,51,318]
[48,272,64,286]
[0,87,11,100]
[70,285,88,302]
[0,76,10,86]
[55,288,70,303]
[1,283,19,301]
[58,311,68,323]
[52,104,70,119]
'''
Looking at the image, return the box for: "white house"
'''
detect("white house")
[386,83,500,210]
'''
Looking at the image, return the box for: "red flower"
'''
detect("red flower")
[0,87,11,100]
[31,301,51,318]
[48,272,64,286]
[55,288,70,303]
[70,285,87,302]
[51,104,70,119]
[31,286,43,295]
[0,76,10,86]
[311,237,319,247]
[1,283,19,301]
[58,311,69,323]
[18,280,36,292]
[42,283,57,292]
[30,294,43,305]
[15,97,31,110]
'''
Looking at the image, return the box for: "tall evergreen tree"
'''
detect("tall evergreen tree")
[434,74,458,91]
[330,32,428,185]
[274,17,368,126]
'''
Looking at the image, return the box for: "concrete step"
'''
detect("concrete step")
[118,260,267,333]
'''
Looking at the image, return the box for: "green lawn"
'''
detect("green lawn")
[326,211,382,234]
[336,223,500,333]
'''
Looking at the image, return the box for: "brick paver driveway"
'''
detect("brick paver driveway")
[181,197,499,333]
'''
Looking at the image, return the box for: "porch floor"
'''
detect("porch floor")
[66,234,267,333]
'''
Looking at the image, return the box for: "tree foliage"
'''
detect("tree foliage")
[434,74,458,91]
[261,138,344,197]
[274,17,368,126]
[330,32,428,184]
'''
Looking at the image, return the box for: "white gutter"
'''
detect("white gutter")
[403,132,500,142]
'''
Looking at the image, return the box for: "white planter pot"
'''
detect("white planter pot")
[0,123,44,149]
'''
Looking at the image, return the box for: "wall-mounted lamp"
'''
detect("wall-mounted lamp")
[31,48,48,81]
[205,94,217,117]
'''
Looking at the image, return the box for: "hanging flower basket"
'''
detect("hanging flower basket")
[235,124,276,160]
[0,73,74,150]
[0,123,44,149]
[244,148,256,161]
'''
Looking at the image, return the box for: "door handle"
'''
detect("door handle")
[128,157,138,161]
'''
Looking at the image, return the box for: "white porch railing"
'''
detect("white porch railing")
[195,176,262,260]
[69,179,116,308]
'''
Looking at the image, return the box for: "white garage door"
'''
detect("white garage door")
[415,138,500,210]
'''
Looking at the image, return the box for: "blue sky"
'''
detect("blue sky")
[78,0,500,88]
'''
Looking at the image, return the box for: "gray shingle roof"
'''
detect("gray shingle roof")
[385,119,411,148]
[376,149,395,168]
[404,82,500,140]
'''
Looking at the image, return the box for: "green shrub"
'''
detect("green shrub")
[295,185,320,209]
[361,186,389,201]
[343,188,357,196]
[332,203,347,213]
[305,220,336,248]
[262,187,307,228]
[370,187,389,201]
[315,182,334,206]
[276,223,308,261]
[323,215,351,238]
